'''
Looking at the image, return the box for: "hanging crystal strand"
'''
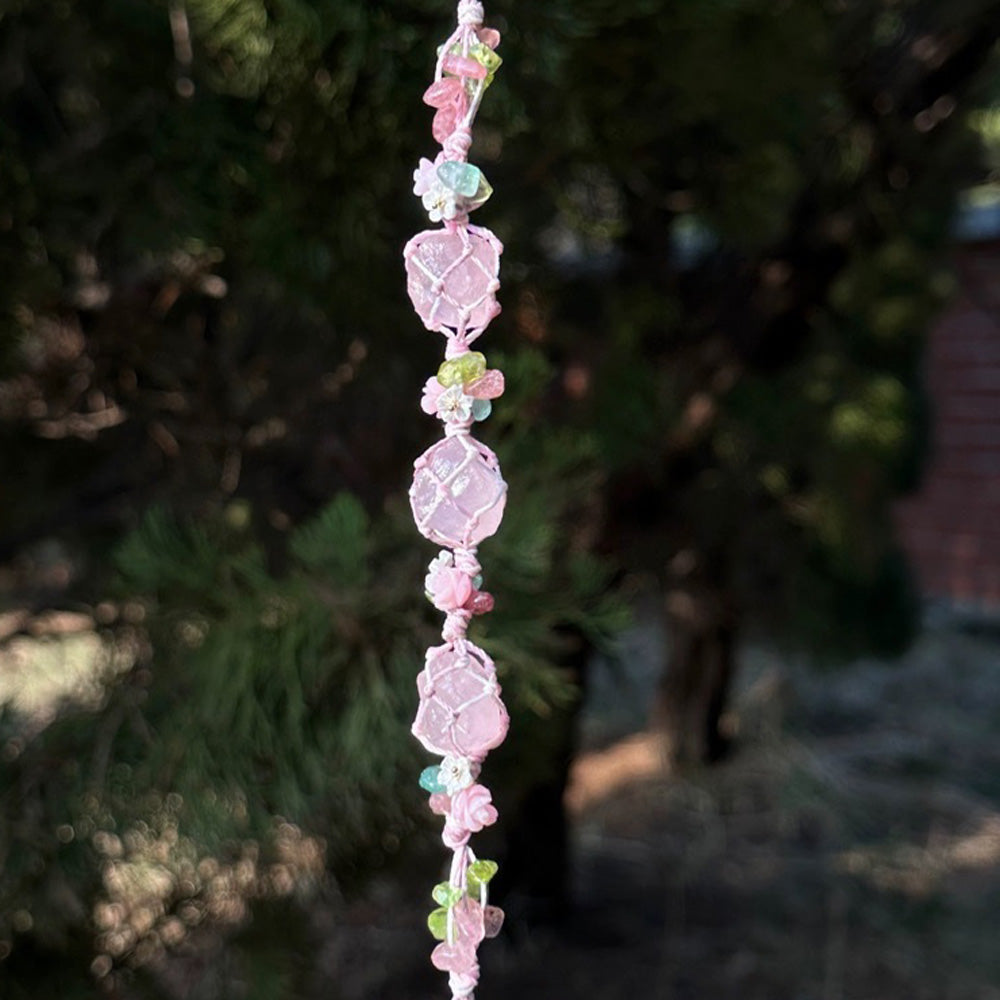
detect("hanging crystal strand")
[405,2,507,998]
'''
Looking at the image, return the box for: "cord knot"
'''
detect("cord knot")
[457,0,484,26]
[442,608,472,643]
[443,127,473,162]
[452,548,481,578]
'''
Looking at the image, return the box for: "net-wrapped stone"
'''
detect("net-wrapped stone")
[412,641,509,759]
[404,224,502,339]
[410,434,507,549]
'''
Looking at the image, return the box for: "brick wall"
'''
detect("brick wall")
[895,243,1000,612]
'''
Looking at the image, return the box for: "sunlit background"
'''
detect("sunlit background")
[2,1,1000,998]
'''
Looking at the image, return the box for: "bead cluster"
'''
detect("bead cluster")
[406,5,508,999]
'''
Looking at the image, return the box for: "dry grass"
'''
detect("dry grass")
[6,605,1000,999]
[329,625,1000,1000]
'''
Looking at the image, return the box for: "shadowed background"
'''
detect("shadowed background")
[2,1,1000,998]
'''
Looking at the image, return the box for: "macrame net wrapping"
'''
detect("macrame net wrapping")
[405,225,502,345]
[404,4,509,998]
[413,642,509,759]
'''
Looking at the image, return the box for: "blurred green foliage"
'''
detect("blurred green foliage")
[1,0,999,994]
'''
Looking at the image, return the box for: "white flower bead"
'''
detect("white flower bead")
[439,754,476,795]
[437,384,474,423]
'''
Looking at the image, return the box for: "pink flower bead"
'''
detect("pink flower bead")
[429,567,473,611]
[421,376,445,416]
[450,783,498,833]
[412,156,440,197]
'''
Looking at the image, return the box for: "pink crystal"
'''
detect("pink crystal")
[465,370,505,399]
[451,897,487,946]
[405,226,503,337]
[431,940,477,974]
[410,434,506,548]
[433,104,459,144]
[483,905,504,939]
[430,899,488,971]
[477,28,501,50]
[412,642,509,758]
[424,77,464,108]
[442,54,488,80]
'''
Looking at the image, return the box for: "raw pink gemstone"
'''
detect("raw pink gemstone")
[432,104,459,144]
[451,897,487,946]
[430,898,484,972]
[424,77,464,108]
[477,27,501,50]
[405,226,503,336]
[412,642,509,758]
[483,905,504,939]
[410,434,506,548]
[442,54,488,79]
[465,370,505,399]
[431,940,477,974]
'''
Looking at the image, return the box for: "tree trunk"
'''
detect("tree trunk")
[653,584,738,765]
[491,625,587,933]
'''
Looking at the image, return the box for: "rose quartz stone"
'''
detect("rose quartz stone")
[451,897,487,946]
[405,226,502,335]
[410,434,506,549]
[483,905,504,939]
[465,370,505,399]
[412,642,509,758]
[431,940,477,975]
[430,899,489,973]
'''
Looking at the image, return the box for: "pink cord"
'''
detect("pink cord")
[406,4,508,998]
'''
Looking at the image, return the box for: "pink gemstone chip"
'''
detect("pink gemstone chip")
[465,370,505,399]
[404,225,503,338]
[412,642,510,758]
[483,905,505,939]
[451,897,488,946]
[431,940,477,975]
[410,434,507,549]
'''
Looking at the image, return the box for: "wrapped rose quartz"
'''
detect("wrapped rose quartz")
[412,642,509,759]
[405,4,509,997]
[410,435,507,549]
[404,225,502,341]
